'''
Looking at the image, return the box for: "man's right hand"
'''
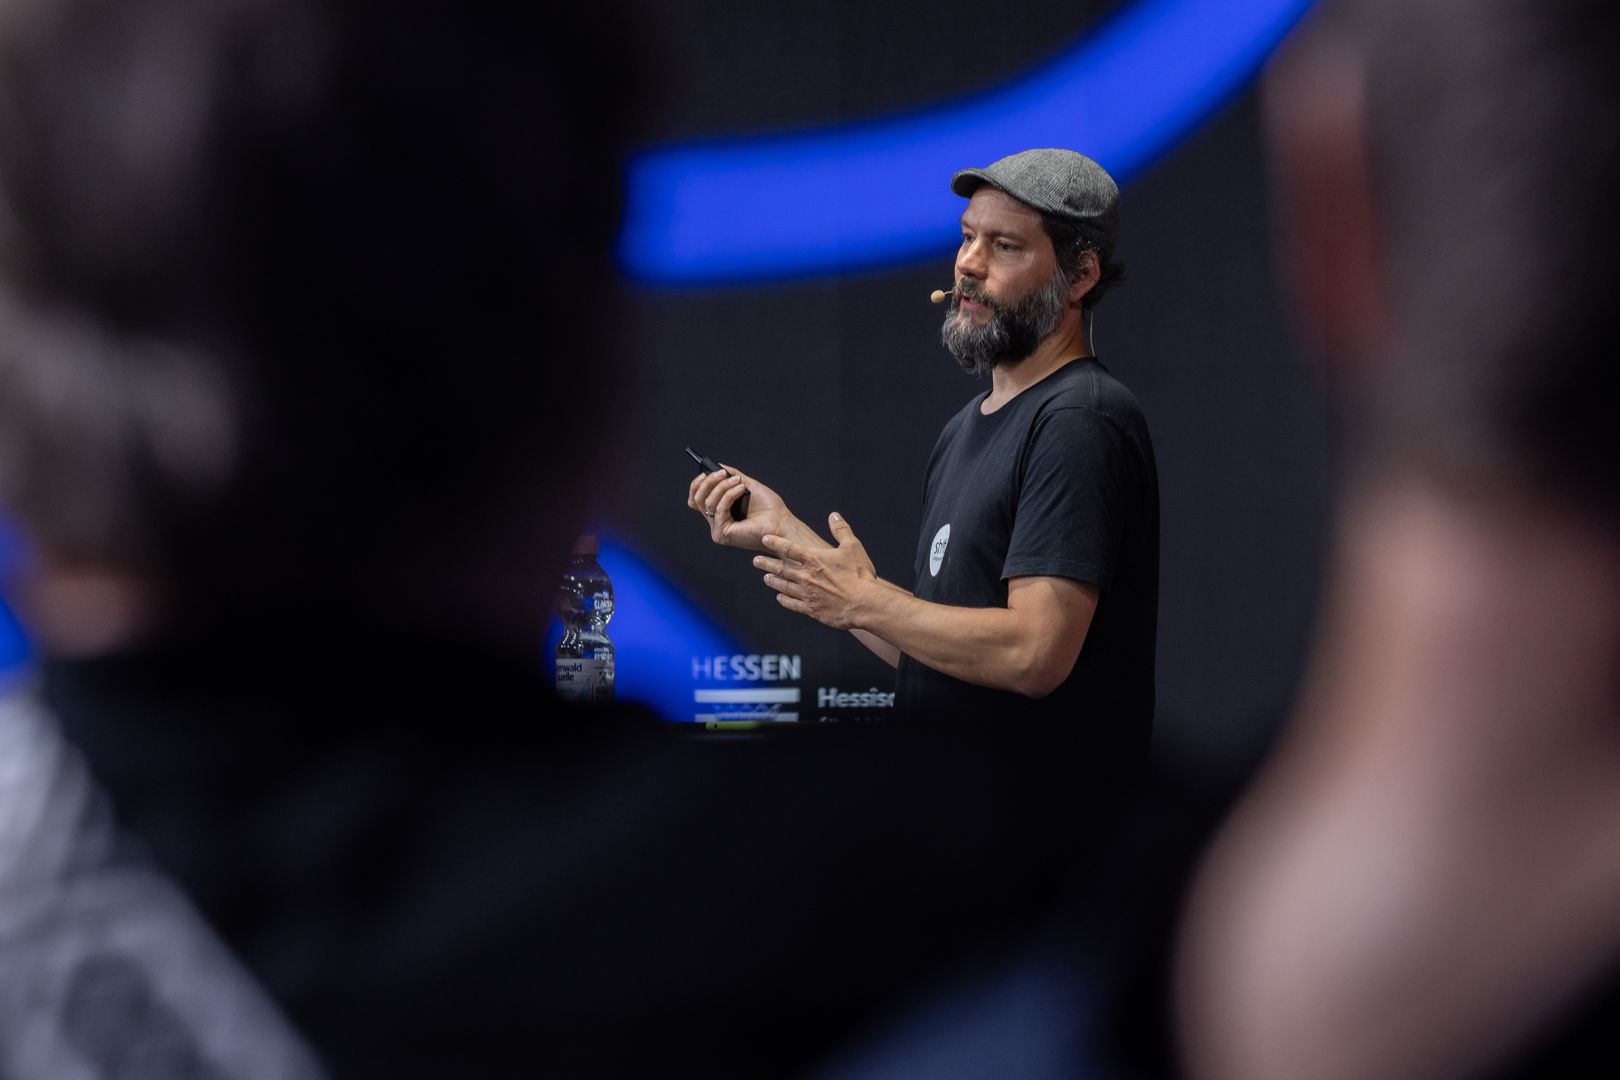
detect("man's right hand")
[687,465,812,553]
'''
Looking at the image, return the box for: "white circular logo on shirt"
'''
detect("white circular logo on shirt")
[929,523,951,577]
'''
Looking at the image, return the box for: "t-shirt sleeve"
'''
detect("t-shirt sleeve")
[1001,406,1134,590]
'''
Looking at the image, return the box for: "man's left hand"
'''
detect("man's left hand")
[756,513,877,630]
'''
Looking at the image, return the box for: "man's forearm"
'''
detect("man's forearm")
[850,579,916,668]
[854,584,1068,698]
[850,628,901,668]
[756,522,1089,697]
[778,513,832,552]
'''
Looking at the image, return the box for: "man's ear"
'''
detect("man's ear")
[1069,251,1099,309]
[1264,31,1390,370]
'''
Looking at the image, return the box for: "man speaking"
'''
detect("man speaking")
[690,149,1158,736]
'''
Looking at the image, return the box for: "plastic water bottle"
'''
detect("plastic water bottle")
[555,535,615,704]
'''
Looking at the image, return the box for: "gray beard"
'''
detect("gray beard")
[939,270,1070,377]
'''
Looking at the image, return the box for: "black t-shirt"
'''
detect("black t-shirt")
[896,357,1158,744]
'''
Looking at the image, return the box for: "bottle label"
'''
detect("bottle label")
[555,658,614,704]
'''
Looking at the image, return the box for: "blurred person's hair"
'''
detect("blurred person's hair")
[0,0,640,631]
[1324,0,1620,520]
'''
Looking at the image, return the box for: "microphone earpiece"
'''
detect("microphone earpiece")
[930,289,954,304]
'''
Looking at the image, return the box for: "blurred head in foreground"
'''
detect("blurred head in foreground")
[1268,0,1620,510]
[0,0,636,657]
[1178,3,1620,1080]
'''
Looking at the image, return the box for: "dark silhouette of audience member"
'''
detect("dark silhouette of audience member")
[1174,2,1620,1078]
[0,1,1123,1075]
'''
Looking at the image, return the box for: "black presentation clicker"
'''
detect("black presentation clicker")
[686,447,750,520]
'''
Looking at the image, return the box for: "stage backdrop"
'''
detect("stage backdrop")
[0,0,1330,774]
[591,0,1331,773]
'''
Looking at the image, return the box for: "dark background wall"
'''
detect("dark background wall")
[594,0,1334,773]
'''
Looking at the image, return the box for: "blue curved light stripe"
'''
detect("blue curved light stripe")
[0,600,29,677]
[0,518,31,678]
[620,0,1315,284]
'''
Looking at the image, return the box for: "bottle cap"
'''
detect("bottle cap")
[572,534,598,556]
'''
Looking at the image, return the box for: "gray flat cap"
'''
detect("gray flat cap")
[951,148,1120,256]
